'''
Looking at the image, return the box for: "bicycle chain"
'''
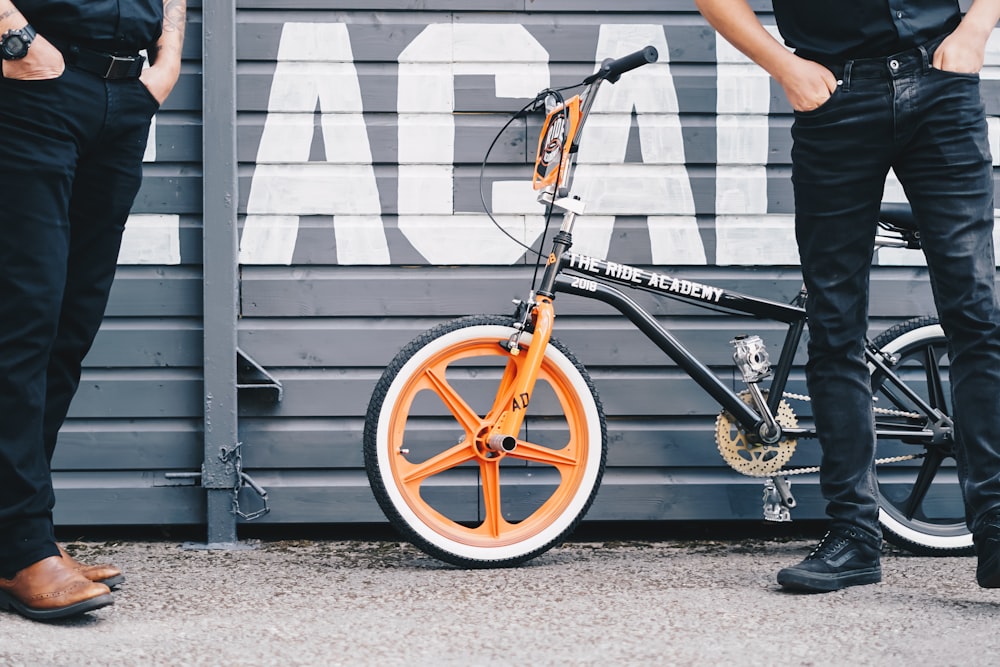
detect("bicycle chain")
[715,391,925,478]
[766,452,924,477]
[773,391,923,475]
[781,391,921,419]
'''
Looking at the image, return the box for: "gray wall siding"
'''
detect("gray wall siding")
[55,2,969,527]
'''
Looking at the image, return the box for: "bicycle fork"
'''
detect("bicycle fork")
[493,203,581,446]
[490,298,557,449]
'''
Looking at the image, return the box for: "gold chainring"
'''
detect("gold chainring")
[715,390,798,477]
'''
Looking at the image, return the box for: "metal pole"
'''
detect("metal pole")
[201,0,240,545]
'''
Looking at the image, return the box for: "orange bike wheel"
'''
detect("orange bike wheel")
[364,315,607,567]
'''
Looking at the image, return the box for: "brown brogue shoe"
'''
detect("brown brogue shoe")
[58,544,125,589]
[0,555,113,621]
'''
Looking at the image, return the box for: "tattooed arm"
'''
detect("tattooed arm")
[140,0,186,104]
[0,1,23,32]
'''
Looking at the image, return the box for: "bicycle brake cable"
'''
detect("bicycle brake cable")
[478,95,547,260]
[479,87,575,293]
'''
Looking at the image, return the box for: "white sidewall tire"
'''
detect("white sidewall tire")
[874,323,973,552]
[373,323,604,564]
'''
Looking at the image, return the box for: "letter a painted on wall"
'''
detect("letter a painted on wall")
[240,23,390,265]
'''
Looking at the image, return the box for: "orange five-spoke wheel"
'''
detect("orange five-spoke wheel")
[364,315,607,567]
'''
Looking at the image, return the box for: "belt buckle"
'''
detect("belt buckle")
[104,54,138,79]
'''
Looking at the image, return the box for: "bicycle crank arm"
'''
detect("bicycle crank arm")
[772,476,796,508]
[762,476,796,523]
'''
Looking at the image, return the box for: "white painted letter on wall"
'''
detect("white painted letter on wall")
[240,22,389,265]
[572,24,705,264]
[397,24,549,264]
[713,27,797,266]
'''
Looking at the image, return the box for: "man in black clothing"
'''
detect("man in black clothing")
[695,0,1000,592]
[0,0,185,620]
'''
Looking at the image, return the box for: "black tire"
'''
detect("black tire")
[870,317,974,555]
[363,315,607,567]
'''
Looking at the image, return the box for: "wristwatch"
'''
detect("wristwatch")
[1,24,36,60]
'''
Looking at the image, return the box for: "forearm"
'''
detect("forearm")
[138,0,185,103]
[0,1,27,33]
[695,0,836,112]
[693,0,796,79]
[149,0,186,70]
[963,0,1000,40]
[935,0,1000,72]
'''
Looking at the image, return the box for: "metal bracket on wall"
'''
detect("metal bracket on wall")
[236,347,283,402]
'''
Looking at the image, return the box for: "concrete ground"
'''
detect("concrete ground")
[0,524,996,666]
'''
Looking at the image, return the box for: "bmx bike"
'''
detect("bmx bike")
[363,46,967,567]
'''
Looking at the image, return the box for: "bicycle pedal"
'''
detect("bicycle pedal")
[762,478,793,523]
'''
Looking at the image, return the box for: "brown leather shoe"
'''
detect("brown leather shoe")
[0,555,113,621]
[58,544,125,589]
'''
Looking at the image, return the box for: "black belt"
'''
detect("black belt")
[51,39,145,80]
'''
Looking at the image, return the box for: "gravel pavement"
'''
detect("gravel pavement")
[1,526,997,666]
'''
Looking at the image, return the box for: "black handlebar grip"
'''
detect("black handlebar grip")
[597,45,659,83]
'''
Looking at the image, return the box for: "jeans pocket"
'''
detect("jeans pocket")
[135,79,162,112]
[792,85,843,119]
[930,66,980,81]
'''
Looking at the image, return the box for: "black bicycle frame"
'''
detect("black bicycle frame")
[516,49,941,450]
[545,249,943,446]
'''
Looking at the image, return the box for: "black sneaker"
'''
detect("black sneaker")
[777,528,882,592]
[975,512,1000,589]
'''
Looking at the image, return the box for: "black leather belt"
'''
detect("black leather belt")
[51,39,145,80]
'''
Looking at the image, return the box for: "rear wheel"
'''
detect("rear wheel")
[871,317,973,555]
[364,315,607,567]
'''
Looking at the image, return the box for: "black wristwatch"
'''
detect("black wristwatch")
[1,24,36,61]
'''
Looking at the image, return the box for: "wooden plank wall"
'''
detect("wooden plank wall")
[56,1,991,528]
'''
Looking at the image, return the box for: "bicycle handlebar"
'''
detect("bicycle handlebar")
[584,45,659,84]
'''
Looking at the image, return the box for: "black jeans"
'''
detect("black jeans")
[792,37,1000,543]
[0,65,158,576]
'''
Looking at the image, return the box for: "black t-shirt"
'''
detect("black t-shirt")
[15,0,163,51]
[772,0,963,60]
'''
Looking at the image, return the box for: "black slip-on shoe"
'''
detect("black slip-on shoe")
[777,528,882,593]
[976,513,1000,589]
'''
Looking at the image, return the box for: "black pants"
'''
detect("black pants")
[792,37,1000,541]
[0,65,159,576]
